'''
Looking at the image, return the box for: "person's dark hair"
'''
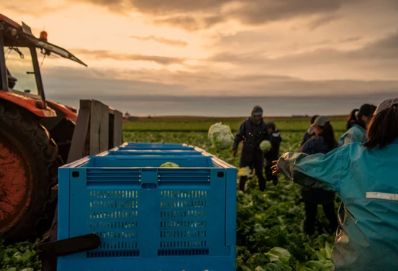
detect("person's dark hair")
[267,121,276,131]
[348,109,359,121]
[318,122,336,149]
[364,105,398,149]
[346,109,359,130]
[347,104,377,130]
[358,104,376,119]
[310,115,319,124]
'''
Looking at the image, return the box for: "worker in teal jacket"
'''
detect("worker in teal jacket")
[338,104,376,146]
[273,98,398,271]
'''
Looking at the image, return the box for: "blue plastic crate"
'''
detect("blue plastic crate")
[74,156,214,168]
[101,149,203,157]
[58,150,237,271]
[119,142,195,150]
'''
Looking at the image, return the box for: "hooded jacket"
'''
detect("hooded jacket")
[233,117,270,162]
[277,138,398,271]
[301,126,315,147]
[338,124,366,147]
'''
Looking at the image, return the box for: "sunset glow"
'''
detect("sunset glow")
[2,0,398,116]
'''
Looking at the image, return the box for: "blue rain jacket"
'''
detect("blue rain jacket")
[338,124,366,147]
[278,138,398,271]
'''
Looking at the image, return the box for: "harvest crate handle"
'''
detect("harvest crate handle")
[142,183,158,189]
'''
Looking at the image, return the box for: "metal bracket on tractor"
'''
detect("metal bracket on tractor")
[38,99,123,271]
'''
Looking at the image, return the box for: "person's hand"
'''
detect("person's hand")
[232,148,237,157]
[271,160,280,175]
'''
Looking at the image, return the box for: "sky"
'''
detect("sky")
[1,0,398,116]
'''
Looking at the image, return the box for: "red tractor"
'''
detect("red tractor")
[0,14,86,243]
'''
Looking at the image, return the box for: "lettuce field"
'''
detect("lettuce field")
[1,117,346,271]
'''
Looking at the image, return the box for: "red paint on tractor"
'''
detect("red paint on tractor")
[0,135,32,233]
[0,92,56,117]
[0,14,22,29]
[47,100,77,120]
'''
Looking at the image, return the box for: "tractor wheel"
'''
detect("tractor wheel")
[0,102,59,243]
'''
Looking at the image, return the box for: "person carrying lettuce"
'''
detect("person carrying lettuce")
[233,105,270,191]
[272,98,398,271]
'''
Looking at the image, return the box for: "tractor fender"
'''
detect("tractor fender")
[46,100,77,120]
[0,91,56,118]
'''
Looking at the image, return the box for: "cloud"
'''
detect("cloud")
[130,35,187,46]
[226,0,346,25]
[352,31,398,59]
[38,63,398,116]
[41,65,398,97]
[208,51,261,64]
[153,15,222,31]
[128,0,230,14]
[71,49,187,65]
[208,31,398,75]
[0,2,67,16]
[339,36,363,43]
[65,0,365,30]
[76,0,229,14]
[42,66,398,116]
[308,13,342,31]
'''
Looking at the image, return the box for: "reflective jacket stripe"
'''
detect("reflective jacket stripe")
[366,192,398,201]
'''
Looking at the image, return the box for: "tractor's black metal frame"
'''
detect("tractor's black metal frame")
[0,28,8,91]
[0,22,46,100]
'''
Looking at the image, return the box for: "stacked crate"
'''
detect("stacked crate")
[58,143,237,271]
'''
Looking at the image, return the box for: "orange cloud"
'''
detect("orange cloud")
[71,49,187,65]
[130,35,188,47]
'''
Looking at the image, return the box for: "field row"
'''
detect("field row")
[123,119,347,132]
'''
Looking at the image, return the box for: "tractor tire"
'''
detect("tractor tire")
[0,102,59,243]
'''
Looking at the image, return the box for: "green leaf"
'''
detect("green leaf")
[305,260,325,270]
[263,262,292,271]
[303,242,317,259]
[20,250,35,263]
[12,252,22,261]
[264,247,291,265]
[4,248,18,254]
[247,253,269,269]
[324,242,332,260]
[316,250,327,261]
[237,264,253,271]
[295,266,313,271]
[321,261,335,271]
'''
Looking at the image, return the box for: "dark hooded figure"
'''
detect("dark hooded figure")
[264,121,282,186]
[233,106,270,191]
